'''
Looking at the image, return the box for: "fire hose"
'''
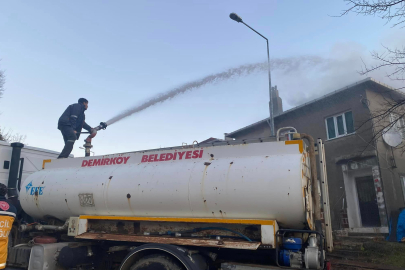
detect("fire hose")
[82,122,108,157]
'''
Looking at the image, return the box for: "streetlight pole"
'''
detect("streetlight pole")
[229,13,274,136]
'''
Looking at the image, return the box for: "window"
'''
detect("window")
[389,113,405,138]
[279,129,296,141]
[325,111,354,139]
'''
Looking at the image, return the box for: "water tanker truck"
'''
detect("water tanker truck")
[6,129,333,270]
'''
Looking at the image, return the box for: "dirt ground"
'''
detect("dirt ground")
[329,241,405,270]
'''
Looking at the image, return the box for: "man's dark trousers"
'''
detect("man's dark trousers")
[58,126,77,158]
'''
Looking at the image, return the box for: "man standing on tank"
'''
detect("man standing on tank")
[58,98,94,159]
[0,183,17,269]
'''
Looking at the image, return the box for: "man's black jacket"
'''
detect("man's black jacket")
[58,103,91,140]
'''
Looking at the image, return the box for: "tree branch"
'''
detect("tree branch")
[339,0,405,27]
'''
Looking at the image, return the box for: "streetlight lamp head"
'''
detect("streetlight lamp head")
[229,13,243,23]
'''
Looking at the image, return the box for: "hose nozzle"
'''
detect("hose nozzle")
[97,122,107,131]
[83,122,107,157]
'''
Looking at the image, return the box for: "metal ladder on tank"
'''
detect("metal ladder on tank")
[317,139,333,253]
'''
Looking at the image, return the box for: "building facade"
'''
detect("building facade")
[225,78,405,233]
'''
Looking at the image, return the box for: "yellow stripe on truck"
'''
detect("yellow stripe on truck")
[42,159,51,169]
[80,215,276,225]
[285,140,303,153]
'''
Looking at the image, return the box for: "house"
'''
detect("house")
[225,78,405,234]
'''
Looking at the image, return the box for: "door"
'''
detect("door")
[356,176,381,227]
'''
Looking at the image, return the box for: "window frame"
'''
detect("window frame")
[389,113,405,139]
[279,129,296,141]
[325,110,355,140]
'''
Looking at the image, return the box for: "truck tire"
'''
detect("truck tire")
[129,254,185,270]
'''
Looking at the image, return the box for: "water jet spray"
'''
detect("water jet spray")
[84,56,327,156]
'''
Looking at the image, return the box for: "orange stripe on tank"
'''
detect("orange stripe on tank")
[80,215,276,225]
[285,140,303,153]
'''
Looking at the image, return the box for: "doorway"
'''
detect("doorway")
[356,176,381,227]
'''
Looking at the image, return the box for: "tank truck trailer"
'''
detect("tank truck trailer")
[6,127,333,270]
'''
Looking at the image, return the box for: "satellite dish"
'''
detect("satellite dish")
[383,127,403,147]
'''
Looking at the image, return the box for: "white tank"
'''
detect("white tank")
[20,140,313,229]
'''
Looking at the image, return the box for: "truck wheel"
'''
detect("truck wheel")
[129,254,185,270]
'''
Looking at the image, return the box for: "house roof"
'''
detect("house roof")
[225,77,402,137]
[199,137,224,144]
[0,140,67,156]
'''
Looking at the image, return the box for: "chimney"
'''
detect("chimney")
[271,85,283,115]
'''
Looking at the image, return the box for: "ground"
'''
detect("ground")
[329,236,405,270]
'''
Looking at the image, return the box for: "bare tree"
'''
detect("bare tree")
[0,64,4,99]
[360,46,405,83]
[358,90,405,150]
[0,127,26,143]
[338,1,405,150]
[340,0,405,27]
[0,64,27,143]
[0,64,5,141]
[340,1,405,81]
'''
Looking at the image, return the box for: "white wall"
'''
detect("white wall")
[0,142,61,189]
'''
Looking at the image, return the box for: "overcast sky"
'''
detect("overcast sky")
[0,1,404,157]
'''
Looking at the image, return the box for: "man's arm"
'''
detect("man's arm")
[83,122,92,132]
[69,104,82,129]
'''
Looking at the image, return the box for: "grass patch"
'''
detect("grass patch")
[362,242,405,267]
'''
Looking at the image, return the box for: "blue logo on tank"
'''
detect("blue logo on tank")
[25,181,44,195]
[25,181,32,193]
